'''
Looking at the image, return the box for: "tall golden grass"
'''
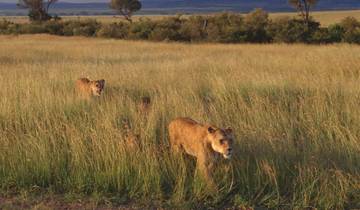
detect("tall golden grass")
[0,35,359,209]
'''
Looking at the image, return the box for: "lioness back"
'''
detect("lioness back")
[76,78,91,85]
[169,117,234,158]
[75,78,91,93]
[169,117,207,157]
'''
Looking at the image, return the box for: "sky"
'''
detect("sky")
[0,0,108,2]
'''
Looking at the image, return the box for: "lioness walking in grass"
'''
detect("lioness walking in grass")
[75,78,105,99]
[168,117,234,190]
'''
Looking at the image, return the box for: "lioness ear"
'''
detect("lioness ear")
[208,126,216,134]
[225,127,233,134]
[99,79,105,87]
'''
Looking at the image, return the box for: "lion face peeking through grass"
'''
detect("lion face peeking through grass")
[75,78,105,99]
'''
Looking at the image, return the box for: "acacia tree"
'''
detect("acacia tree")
[17,0,58,21]
[288,0,319,25]
[110,0,142,23]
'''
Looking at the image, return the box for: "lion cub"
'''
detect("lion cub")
[121,119,140,150]
[138,96,151,114]
[75,78,105,99]
[168,117,234,189]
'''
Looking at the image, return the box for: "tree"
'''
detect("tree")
[288,0,318,25]
[110,0,142,23]
[17,0,58,21]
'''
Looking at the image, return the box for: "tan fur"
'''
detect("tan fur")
[122,119,140,150]
[168,117,234,189]
[75,78,105,99]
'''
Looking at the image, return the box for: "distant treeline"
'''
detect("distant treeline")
[1,10,360,44]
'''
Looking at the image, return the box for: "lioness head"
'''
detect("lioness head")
[207,126,234,159]
[90,79,105,96]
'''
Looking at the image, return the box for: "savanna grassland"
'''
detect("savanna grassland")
[0,35,360,209]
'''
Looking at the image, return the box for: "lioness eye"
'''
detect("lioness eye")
[220,139,225,144]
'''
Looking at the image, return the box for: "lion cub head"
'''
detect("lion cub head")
[207,126,234,159]
[89,79,105,96]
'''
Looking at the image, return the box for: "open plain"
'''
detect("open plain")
[0,35,359,209]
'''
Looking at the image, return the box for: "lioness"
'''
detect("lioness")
[168,117,234,189]
[75,78,105,99]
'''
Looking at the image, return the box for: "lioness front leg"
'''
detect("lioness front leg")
[196,157,217,191]
[169,138,182,154]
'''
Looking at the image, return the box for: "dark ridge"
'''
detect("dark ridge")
[0,0,359,16]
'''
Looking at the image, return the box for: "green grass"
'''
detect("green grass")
[0,35,359,209]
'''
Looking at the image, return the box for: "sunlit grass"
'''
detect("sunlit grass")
[0,35,359,209]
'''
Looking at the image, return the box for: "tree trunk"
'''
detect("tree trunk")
[119,10,133,23]
[303,0,310,26]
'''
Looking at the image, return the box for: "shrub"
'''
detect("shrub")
[18,23,48,34]
[311,28,332,43]
[340,17,360,44]
[4,23,21,35]
[96,22,130,39]
[244,8,270,43]
[179,15,207,42]
[149,16,184,41]
[267,17,320,43]
[0,13,359,44]
[327,24,344,43]
[43,20,64,35]
[205,13,247,43]
[0,19,13,34]
[63,20,100,37]
[128,18,155,40]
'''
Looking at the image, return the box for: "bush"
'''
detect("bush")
[18,23,48,34]
[205,13,247,43]
[179,15,207,42]
[0,19,13,34]
[63,20,100,37]
[43,20,64,35]
[327,24,344,43]
[128,18,155,40]
[311,28,333,44]
[340,17,360,44]
[0,13,359,44]
[96,22,130,39]
[149,16,184,41]
[267,17,320,43]
[244,8,270,43]
[5,23,21,35]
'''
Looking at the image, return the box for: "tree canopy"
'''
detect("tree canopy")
[110,0,142,23]
[288,0,319,24]
[17,0,58,21]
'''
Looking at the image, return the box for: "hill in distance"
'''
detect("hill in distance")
[0,0,359,16]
